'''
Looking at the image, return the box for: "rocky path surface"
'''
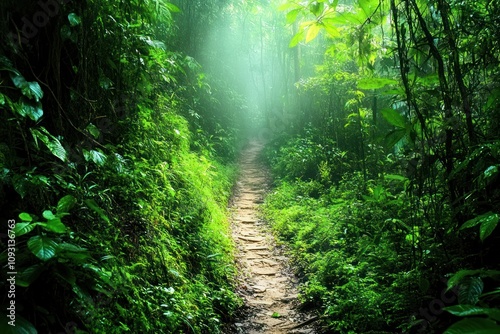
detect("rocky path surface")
[227,140,316,334]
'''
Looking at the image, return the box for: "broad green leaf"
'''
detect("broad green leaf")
[479,213,499,241]
[165,3,180,13]
[444,318,500,334]
[57,195,77,214]
[381,108,407,128]
[359,0,379,17]
[458,277,484,305]
[321,16,344,26]
[383,128,406,148]
[86,123,100,139]
[31,174,50,186]
[110,153,126,173]
[83,149,107,166]
[323,23,340,38]
[68,13,81,27]
[447,270,500,291]
[16,100,43,121]
[19,212,33,222]
[0,313,38,334]
[461,212,492,229]
[27,235,58,261]
[330,12,363,24]
[42,210,56,220]
[461,212,498,238]
[30,127,67,162]
[9,73,44,102]
[306,23,321,43]
[448,270,481,290]
[84,199,110,223]
[12,102,29,119]
[445,305,500,322]
[358,77,398,90]
[13,223,36,237]
[44,218,67,233]
[289,29,305,47]
[286,8,301,24]
[27,82,43,101]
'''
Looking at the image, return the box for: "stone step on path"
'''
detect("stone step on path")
[226,139,317,334]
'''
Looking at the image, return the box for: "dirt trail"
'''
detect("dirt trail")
[227,140,316,334]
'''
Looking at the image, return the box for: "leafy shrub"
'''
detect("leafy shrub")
[268,129,350,185]
[263,169,432,332]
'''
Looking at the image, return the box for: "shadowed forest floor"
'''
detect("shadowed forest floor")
[226,140,317,334]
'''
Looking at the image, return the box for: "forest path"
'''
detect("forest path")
[227,139,316,334]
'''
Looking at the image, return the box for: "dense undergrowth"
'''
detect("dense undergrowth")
[263,130,500,333]
[0,70,242,333]
[0,1,245,333]
[69,106,242,333]
[2,0,500,332]
[257,0,500,332]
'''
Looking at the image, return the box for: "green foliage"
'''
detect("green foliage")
[443,252,500,332]
[263,166,424,332]
[445,305,500,320]
[380,108,408,129]
[268,129,349,184]
[447,270,500,292]
[30,127,68,162]
[84,118,242,332]
[357,77,398,90]
[1,0,244,332]
[0,195,105,331]
[461,212,500,241]
[444,318,500,334]
[2,0,500,332]
[263,0,500,331]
